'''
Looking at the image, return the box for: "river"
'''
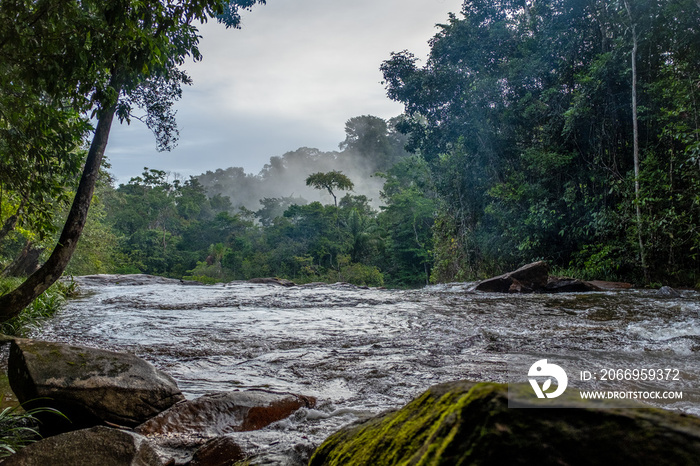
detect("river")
[31,276,700,464]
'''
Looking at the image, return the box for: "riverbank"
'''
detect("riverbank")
[7,275,692,463]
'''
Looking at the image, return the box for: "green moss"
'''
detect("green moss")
[310,381,700,466]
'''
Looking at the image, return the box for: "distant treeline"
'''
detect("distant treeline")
[2,0,700,288]
[60,115,435,287]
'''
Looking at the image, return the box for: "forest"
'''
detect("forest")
[2,0,700,295]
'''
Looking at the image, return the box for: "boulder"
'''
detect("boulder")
[189,436,245,466]
[8,339,184,433]
[657,286,681,298]
[310,380,700,466]
[1,426,162,466]
[474,261,549,293]
[136,389,316,437]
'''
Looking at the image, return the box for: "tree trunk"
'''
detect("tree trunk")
[0,240,43,278]
[0,82,121,321]
[625,0,648,284]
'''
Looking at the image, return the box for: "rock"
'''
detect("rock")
[587,280,634,290]
[474,261,549,293]
[657,286,681,298]
[309,380,700,466]
[247,277,296,287]
[136,389,316,437]
[1,426,163,466]
[8,339,184,434]
[72,274,201,287]
[545,277,601,293]
[189,437,245,466]
[135,390,315,465]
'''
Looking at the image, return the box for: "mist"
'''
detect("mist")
[195,115,409,213]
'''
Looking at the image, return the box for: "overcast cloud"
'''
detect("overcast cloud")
[105,0,464,184]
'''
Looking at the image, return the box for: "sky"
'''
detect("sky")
[104,0,465,184]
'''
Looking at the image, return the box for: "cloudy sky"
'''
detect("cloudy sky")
[104,0,464,184]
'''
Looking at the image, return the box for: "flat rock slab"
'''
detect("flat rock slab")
[310,380,700,466]
[72,274,200,286]
[246,277,296,287]
[8,339,184,432]
[136,389,316,437]
[1,426,163,466]
[588,280,634,290]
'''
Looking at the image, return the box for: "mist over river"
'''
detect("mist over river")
[32,277,700,464]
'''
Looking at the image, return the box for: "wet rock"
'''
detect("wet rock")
[1,426,163,466]
[474,261,549,293]
[247,277,296,287]
[587,280,634,290]
[310,380,700,466]
[657,286,681,298]
[73,274,200,286]
[545,277,601,293]
[8,339,184,434]
[136,389,316,437]
[135,390,315,465]
[189,436,245,466]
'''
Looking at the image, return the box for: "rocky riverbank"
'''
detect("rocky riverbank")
[4,336,700,465]
[1,338,316,465]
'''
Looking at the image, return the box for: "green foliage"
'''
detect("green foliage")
[381,0,700,285]
[0,278,77,336]
[0,404,48,457]
[305,171,355,207]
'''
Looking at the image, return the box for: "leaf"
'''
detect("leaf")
[542,379,552,392]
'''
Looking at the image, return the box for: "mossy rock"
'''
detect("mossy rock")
[8,338,184,434]
[309,380,700,465]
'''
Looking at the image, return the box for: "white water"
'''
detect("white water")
[32,278,700,464]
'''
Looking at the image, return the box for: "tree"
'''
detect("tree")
[305,171,354,208]
[0,0,265,321]
[381,0,700,283]
[623,0,648,283]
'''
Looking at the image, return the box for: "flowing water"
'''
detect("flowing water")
[32,276,700,464]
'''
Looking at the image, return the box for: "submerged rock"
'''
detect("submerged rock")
[135,390,316,464]
[1,426,162,466]
[189,436,245,466]
[657,286,681,298]
[136,389,316,436]
[309,380,700,466]
[8,339,184,433]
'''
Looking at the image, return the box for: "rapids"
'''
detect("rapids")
[31,277,700,464]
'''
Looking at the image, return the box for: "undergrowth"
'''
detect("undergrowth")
[0,277,79,336]
[0,401,66,457]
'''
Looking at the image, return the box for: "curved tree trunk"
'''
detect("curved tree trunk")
[0,85,121,322]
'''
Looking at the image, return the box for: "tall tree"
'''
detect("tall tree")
[0,0,265,321]
[623,0,648,283]
[305,171,355,208]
